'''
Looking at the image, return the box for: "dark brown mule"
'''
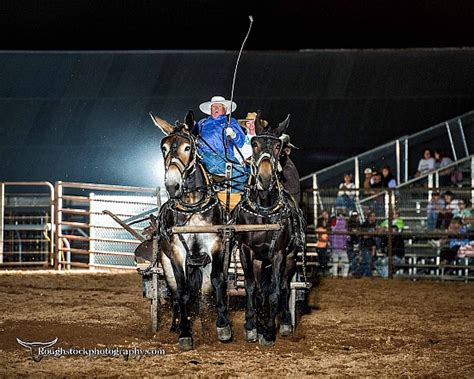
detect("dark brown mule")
[150,111,232,350]
[232,113,300,346]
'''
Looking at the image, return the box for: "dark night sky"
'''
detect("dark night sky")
[1,1,473,187]
[1,0,474,50]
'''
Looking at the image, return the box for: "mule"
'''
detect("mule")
[150,111,232,350]
[232,113,301,346]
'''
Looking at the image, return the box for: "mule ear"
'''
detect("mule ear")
[254,109,265,135]
[149,112,175,135]
[184,110,195,131]
[273,114,290,137]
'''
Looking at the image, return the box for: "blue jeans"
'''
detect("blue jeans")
[352,248,373,277]
[374,255,404,278]
[202,153,248,192]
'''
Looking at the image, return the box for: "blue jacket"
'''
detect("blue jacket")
[193,115,245,175]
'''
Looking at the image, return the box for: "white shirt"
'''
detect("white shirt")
[417,157,436,174]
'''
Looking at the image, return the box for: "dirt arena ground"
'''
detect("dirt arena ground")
[0,271,473,377]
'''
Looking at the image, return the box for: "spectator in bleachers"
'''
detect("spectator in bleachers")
[434,148,454,187]
[380,165,397,188]
[369,169,385,217]
[336,173,356,212]
[363,168,375,196]
[453,199,472,227]
[458,242,474,258]
[329,210,350,278]
[375,209,406,278]
[426,191,445,230]
[352,211,377,278]
[316,210,331,276]
[415,148,436,178]
[347,210,362,274]
[370,169,383,189]
[436,190,459,230]
[439,217,470,265]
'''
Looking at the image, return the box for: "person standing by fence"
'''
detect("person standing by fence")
[353,211,377,278]
[330,211,350,277]
[316,210,331,276]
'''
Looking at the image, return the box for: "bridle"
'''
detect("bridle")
[250,133,283,191]
[161,129,197,181]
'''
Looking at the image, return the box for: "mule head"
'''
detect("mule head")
[251,113,291,191]
[155,111,196,199]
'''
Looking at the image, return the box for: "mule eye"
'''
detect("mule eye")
[184,146,191,152]
[275,143,281,150]
[252,142,258,148]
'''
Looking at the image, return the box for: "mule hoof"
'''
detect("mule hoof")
[217,325,232,342]
[178,337,193,351]
[245,328,258,343]
[258,334,275,347]
[279,324,292,337]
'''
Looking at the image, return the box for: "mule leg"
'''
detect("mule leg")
[199,262,214,337]
[169,258,193,350]
[260,250,285,346]
[240,243,258,342]
[211,251,232,342]
[255,260,267,342]
[161,253,180,333]
[279,252,297,337]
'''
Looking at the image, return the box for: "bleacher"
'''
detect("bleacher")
[300,111,474,282]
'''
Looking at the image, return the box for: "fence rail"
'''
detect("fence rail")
[1,181,473,282]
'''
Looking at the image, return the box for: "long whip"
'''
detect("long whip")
[224,15,254,164]
[228,15,254,123]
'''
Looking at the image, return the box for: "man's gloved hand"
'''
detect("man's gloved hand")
[225,127,237,139]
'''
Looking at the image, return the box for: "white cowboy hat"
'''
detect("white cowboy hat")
[199,96,237,115]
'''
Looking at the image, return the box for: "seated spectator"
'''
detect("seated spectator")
[316,210,331,276]
[439,217,470,264]
[436,191,459,230]
[336,173,356,212]
[363,168,375,196]
[458,242,474,258]
[370,169,383,189]
[380,165,397,188]
[415,148,436,178]
[434,148,454,187]
[453,199,472,225]
[426,191,445,230]
[352,211,377,278]
[329,210,350,278]
[369,169,384,217]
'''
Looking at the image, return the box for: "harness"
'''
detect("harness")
[233,133,308,282]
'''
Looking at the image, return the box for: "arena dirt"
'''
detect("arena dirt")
[0,271,473,377]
